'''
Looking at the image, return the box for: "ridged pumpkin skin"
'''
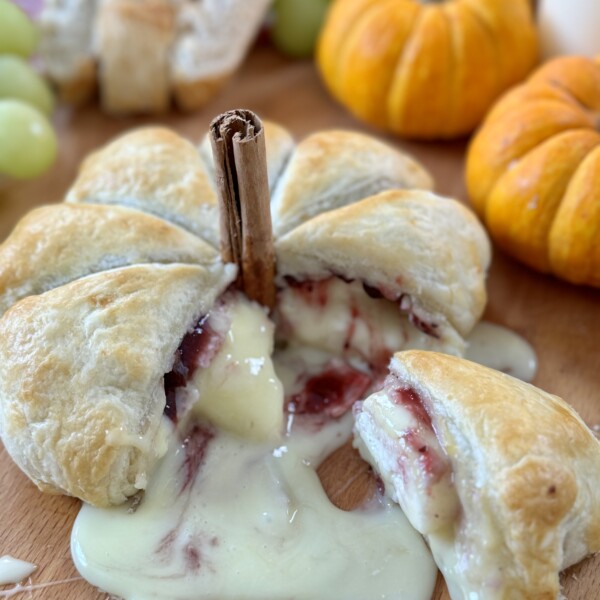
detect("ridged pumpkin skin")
[317,0,538,140]
[467,56,600,288]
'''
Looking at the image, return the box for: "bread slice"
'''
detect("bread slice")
[96,0,175,114]
[170,0,272,111]
[38,0,98,104]
[39,0,271,113]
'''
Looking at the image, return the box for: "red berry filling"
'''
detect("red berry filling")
[164,315,225,423]
[288,362,373,418]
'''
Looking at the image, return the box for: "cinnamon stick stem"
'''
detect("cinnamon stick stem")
[209,109,275,310]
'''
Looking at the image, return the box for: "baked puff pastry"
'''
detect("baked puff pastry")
[0,204,217,317]
[0,263,235,506]
[0,121,488,507]
[353,351,600,600]
[275,190,490,367]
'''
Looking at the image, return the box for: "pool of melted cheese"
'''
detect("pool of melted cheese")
[72,417,437,600]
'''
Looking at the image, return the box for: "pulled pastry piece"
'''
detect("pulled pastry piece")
[0,122,490,507]
[354,351,600,600]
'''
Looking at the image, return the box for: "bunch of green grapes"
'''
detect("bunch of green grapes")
[0,0,57,180]
[271,0,331,58]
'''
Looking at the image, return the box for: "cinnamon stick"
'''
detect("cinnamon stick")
[209,109,275,310]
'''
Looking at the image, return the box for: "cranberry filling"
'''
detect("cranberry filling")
[387,380,448,483]
[289,362,373,418]
[164,315,224,423]
[281,275,440,339]
[362,283,383,299]
[180,422,215,493]
[283,276,329,307]
[388,384,433,430]
[402,431,448,483]
[408,314,439,339]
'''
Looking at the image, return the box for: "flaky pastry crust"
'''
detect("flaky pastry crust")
[0,204,217,317]
[356,350,600,599]
[270,130,434,237]
[65,127,220,246]
[276,190,491,351]
[0,263,235,507]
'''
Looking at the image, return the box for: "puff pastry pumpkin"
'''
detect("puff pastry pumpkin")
[317,0,538,139]
[467,56,600,287]
[0,122,490,506]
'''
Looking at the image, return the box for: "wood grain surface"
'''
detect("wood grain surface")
[1,44,599,600]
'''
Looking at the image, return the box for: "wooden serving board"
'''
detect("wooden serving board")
[1,44,599,600]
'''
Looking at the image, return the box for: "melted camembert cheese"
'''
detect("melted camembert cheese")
[465,321,537,382]
[190,297,284,441]
[276,278,459,362]
[71,297,437,600]
[71,290,537,599]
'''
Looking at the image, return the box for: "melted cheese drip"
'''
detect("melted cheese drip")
[190,298,284,441]
[0,578,83,599]
[0,557,36,586]
[72,414,437,600]
[277,278,458,361]
[465,322,537,382]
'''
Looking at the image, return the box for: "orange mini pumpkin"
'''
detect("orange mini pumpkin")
[317,0,538,140]
[467,56,600,288]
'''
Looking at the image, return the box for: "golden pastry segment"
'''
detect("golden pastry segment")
[0,203,218,317]
[275,189,490,354]
[0,263,236,507]
[354,350,600,599]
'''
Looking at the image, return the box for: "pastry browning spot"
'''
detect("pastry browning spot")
[89,293,114,308]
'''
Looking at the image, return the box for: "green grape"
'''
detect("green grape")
[271,0,331,58]
[0,55,54,115]
[0,99,57,179]
[0,0,38,57]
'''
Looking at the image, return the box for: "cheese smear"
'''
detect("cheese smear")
[0,556,36,586]
[465,321,537,382]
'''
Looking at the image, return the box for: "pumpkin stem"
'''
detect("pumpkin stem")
[209,110,276,311]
